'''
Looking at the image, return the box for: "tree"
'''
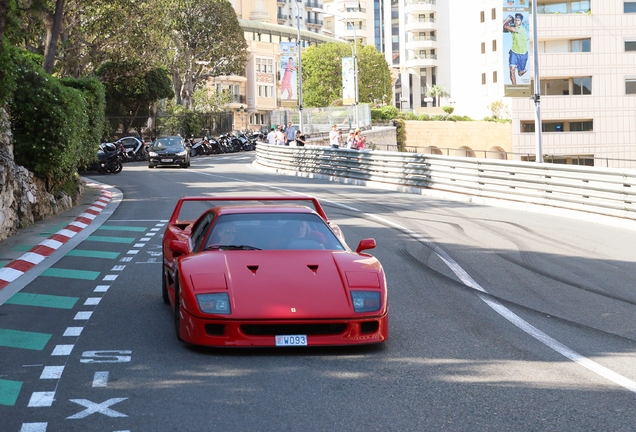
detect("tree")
[301,42,391,107]
[192,87,231,113]
[427,84,449,107]
[97,61,174,135]
[165,0,247,109]
[487,100,510,119]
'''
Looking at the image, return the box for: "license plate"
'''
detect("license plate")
[161,158,173,163]
[275,335,307,346]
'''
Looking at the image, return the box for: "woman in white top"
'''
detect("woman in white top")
[329,124,341,149]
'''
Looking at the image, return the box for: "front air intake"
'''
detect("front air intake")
[240,323,346,336]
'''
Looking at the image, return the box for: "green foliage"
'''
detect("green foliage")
[487,100,510,119]
[0,43,17,106]
[193,87,231,113]
[302,42,391,107]
[9,49,104,189]
[380,105,399,119]
[370,108,383,120]
[157,101,204,137]
[442,105,455,115]
[483,116,512,123]
[393,118,406,149]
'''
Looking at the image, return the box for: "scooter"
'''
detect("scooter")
[84,143,123,174]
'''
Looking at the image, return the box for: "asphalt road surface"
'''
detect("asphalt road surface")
[2,152,636,432]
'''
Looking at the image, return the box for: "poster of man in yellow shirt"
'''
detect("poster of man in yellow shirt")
[503,0,531,97]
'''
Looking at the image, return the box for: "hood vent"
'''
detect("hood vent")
[307,265,319,274]
[247,265,259,274]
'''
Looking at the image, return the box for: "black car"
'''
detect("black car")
[148,136,191,169]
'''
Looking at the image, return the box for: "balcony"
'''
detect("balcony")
[405,52,438,68]
[405,34,437,50]
[277,13,288,22]
[249,10,271,21]
[404,17,436,32]
[306,17,324,26]
[277,0,287,4]
[339,7,367,21]
[228,95,247,106]
[306,1,322,8]
[405,0,436,14]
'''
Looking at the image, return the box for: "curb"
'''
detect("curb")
[0,181,112,291]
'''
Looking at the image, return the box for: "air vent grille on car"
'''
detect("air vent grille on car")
[240,323,346,336]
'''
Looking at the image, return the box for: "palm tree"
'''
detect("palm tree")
[427,85,450,107]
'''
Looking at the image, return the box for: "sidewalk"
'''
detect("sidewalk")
[0,179,115,295]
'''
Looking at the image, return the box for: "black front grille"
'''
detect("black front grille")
[360,321,379,334]
[205,324,225,336]
[241,323,347,336]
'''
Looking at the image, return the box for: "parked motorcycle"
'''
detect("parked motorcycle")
[84,143,123,174]
[115,136,147,162]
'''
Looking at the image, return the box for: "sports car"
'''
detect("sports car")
[162,197,388,347]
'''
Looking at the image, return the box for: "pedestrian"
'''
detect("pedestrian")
[346,130,355,149]
[285,121,295,146]
[267,125,276,145]
[353,128,365,150]
[329,124,341,149]
[275,126,286,146]
[295,130,306,147]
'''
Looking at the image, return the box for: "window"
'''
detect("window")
[625,2,636,13]
[491,8,496,20]
[543,122,565,132]
[626,41,636,51]
[492,40,497,52]
[571,39,591,52]
[569,121,593,131]
[572,77,591,95]
[571,1,590,13]
[627,79,636,94]
[493,71,498,83]
[521,120,593,132]
[481,42,486,54]
[480,11,485,23]
[482,73,486,85]
[538,2,567,13]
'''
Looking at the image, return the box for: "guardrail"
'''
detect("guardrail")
[255,144,636,222]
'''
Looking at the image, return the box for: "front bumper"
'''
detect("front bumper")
[178,308,388,347]
[149,155,188,166]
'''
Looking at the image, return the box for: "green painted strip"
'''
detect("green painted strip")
[0,262,7,268]
[38,222,69,237]
[86,235,135,244]
[67,250,120,259]
[98,226,147,232]
[0,379,23,406]
[0,328,51,351]
[6,293,79,309]
[11,244,34,252]
[41,268,100,280]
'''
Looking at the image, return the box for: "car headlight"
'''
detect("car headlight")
[176,151,187,156]
[351,291,381,313]
[148,151,157,157]
[196,293,231,314]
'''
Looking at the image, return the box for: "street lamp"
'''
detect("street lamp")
[291,0,304,133]
[423,97,433,116]
[236,105,248,131]
[312,7,359,129]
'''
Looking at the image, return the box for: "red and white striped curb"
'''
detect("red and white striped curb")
[0,182,112,291]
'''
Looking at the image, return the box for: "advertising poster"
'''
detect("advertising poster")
[280,42,298,107]
[342,57,355,106]
[502,0,532,97]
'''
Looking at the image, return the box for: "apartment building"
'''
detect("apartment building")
[219,0,330,130]
[513,1,636,167]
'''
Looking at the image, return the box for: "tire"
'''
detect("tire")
[135,152,144,161]
[149,165,155,169]
[174,277,183,341]
[190,148,196,157]
[162,266,170,304]
[109,161,123,174]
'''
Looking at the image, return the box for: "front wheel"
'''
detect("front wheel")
[174,277,183,341]
[109,161,123,174]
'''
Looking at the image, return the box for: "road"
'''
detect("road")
[2,151,636,432]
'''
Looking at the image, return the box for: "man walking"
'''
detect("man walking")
[267,126,276,145]
[503,13,528,85]
[285,122,295,146]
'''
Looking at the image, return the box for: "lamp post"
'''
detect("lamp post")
[423,97,433,116]
[312,7,359,129]
[292,0,304,133]
[236,105,248,131]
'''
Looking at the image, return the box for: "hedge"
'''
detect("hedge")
[8,49,105,189]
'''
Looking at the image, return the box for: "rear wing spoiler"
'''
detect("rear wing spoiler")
[168,196,330,224]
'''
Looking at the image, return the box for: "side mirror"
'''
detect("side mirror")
[169,240,189,257]
[356,239,376,254]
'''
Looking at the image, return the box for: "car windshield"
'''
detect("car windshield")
[203,213,345,251]
[152,137,183,150]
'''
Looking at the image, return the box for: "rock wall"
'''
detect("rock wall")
[0,107,76,242]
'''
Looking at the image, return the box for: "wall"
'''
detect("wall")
[0,108,76,242]
[404,120,512,158]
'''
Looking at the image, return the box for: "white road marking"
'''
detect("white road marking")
[150,228,160,231]
[139,237,151,242]
[63,327,83,337]
[94,285,110,292]
[111,265,126,271]
[145,232,156,236]
[74,311,93,320]
[84,298,101,306]
[40,366,64,379]
[51,345,74,356]
[67,398,128,419]
[119,256,132,262]
[20,423,48,432]
[188,169,636,393]
[126,250,139,255]
[103,275,118,281]
[92,371,109,387]
[133,243,145,248]
[28,391,55,407]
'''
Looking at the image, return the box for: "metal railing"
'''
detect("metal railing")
[255,145,636,222]
[405,0,436,5]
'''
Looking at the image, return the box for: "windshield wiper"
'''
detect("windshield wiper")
[204,245,262,251]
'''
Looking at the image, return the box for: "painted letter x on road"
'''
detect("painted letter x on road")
[67,398,128,419]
